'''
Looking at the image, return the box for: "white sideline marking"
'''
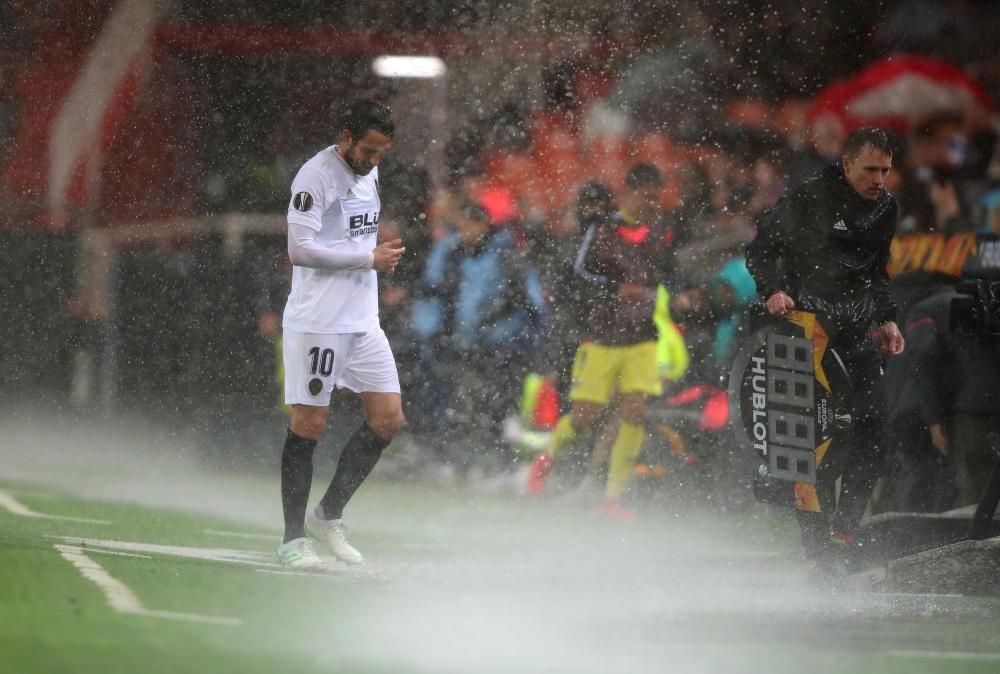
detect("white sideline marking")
[888,650,1000,661]
[88,549,153,560]
[50,535,278,567]
[54,544,241,626]
[396,542,458,550]
[874,592,966,599]
[204,529,275,541]
[257,569,338,579]
[0,490,110,525]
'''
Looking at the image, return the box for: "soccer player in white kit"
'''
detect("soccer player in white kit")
[277,99,406,570]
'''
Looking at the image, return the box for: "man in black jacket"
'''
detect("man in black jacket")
[906,288,1000,508]
[746,126,905,565]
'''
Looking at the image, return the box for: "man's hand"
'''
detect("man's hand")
[929,423,949,456]
[372,239,405,272]
[766,290,796,316]
[879,321,905,355]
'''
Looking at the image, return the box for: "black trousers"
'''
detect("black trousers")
[798,340,886,557]
[951,412,1000,508]
[876,411,954,514]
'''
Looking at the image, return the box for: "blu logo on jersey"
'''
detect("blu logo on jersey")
[348,212,380,238]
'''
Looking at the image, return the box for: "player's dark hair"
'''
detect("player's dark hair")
[843,126,892,159]
[625,163,664,191]
[576,181,615,214]
[461,201,490,223]
[343,99,395,140]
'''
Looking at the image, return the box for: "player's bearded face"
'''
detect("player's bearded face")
[342,129,392,176]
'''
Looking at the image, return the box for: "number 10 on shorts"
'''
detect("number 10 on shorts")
[309,347,335,376]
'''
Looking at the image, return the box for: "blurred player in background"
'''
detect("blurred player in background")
[526,163,674,519]
[276,99,406,570]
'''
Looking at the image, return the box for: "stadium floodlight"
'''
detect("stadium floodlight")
[372,55,446,79]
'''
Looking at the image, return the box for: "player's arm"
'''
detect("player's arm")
[573,223,617,294]
[285,168,403,272]
[287,224,404,272]
[287,223,373,270]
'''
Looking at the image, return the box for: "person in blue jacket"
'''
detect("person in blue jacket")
[411,199,547,473]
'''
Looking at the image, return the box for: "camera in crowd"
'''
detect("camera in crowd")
[952,279,1000,341]
[951,236,1000,342]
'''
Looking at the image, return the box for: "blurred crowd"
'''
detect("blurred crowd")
[356,14,1000,504]
[369,93,1000,510]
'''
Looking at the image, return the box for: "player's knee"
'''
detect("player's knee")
[291,407,328,439]
[371,411,405,441]
[620,395,648,425]
[297,422,324,439]
[570,406,598,431]
[621,408,646,425]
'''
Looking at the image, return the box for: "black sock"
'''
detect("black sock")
[280,428,318,543]
[318,422,390,520]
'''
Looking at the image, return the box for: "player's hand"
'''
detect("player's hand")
[766,291,795,316]
[372,239,405,272]
[929,423,949,456]
[879,321,905,355]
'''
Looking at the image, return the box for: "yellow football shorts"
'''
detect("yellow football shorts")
[569,340,662,404]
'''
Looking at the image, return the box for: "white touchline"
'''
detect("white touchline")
[87,549,153,560]
[0,489,110,525]
[888,650,1000,661]
[257,569,337,579]
[204,529,276,541]
[54,545,241,626]
[49,535,278,567]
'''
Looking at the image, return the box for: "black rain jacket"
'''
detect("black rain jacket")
[746,164,898,335]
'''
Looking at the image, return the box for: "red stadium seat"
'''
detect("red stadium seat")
[582,134,627,191]
[725,99,772,130]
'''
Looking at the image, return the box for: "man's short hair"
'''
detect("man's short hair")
[343,99,395,140]
[625,163,664,191]
[843,126,893,159]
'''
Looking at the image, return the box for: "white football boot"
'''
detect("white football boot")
[305,508,364,565]
[276,537,326,571]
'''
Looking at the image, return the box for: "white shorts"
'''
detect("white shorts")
[283,327,400,406]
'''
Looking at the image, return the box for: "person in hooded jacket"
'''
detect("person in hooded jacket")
[746,126,905,567]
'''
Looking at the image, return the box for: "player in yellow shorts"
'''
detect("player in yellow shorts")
[526,164,674,519]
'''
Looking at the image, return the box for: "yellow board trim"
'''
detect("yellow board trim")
[794,483,821,512]
[784,310,831,393]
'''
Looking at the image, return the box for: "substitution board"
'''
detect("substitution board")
[728,311,853,512]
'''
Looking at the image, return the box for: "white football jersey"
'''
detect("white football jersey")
[282,146,382,334]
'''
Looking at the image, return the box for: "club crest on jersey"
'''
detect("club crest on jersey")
[348,212,380,238]
[292,192,314,212]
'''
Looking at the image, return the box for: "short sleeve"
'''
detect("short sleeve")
[287,167,326,231]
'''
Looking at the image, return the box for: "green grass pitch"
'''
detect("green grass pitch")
[2,479,1000,674]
